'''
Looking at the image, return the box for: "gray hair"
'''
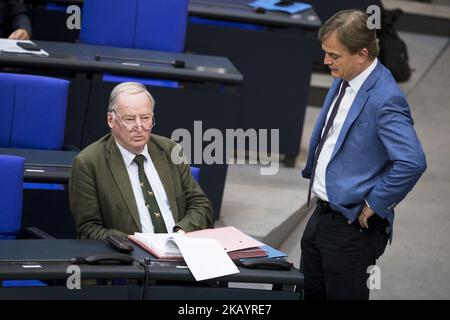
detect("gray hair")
[108,82,155,113]
[318,9,379,59]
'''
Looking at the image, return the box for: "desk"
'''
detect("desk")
[190,0,321,28]
[0,240,303,300]
[0,148,78,183]
[186,0,321,166]
[0,40,243,220]
[0,40,242,84]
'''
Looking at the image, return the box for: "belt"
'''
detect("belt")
[317,198,333,211]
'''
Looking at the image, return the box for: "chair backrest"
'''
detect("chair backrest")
[80,0,189,52]
[190,166,200,182]
[0,155,25,239]
[0,73,69,150]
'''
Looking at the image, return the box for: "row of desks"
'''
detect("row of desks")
[0,239,303,300]
[0,37,241,233]
[0,40,242,84]
[0,40,241,221]
[29,0,322,163]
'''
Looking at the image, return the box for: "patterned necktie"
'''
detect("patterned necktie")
[307,81,349,206]
[133,154,167,233]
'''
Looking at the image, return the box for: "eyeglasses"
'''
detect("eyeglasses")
[112,110,155,132]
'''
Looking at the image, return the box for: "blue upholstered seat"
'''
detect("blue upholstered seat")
[0,73,69,150]
[80,0,188,86]
[80,0,188,53]
[190,166,201,183]
[0,155,25,239]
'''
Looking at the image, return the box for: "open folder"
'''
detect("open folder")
[130,233,240,281]
[128,226,268,260]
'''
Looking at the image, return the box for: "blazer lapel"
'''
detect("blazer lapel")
[105,137,141,230]
[329,63,383,162]
[148,139,179,222]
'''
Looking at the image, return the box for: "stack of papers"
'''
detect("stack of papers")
[130,232,239,281]
[128,226,284,281]
[130,233,183,260]
[0,39,49,57]
[129,226,268,260]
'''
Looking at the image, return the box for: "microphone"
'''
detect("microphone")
[0,257,86,264]
[275,0,294,6]
[0,255,133,265]
[70,257,87,264]
[69,254,134,265]
[94,54,186,68]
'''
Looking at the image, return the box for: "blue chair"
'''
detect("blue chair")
[190,166,200,183]
[0,156,49,288]
[80,0,189,52]
[0,73,69,150]
[1,280,47,287]
[0,155,25,239]
[80,0,188,86]
[0,75,67,288]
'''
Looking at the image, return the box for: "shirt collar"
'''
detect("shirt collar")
[348,58,378,95]
[115,141,151,168]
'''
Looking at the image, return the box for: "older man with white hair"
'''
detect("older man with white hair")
[69,82,213,240]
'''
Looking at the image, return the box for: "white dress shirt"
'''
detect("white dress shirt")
[115,142,175,233]
[313,58,378,201]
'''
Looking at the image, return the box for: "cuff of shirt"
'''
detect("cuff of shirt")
[173,226,183,233]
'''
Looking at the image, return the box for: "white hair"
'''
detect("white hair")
[108,82,155,113]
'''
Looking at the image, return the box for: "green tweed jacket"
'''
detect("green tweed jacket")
[69,133,213,240]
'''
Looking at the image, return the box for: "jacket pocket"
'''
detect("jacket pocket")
[373,229,388,260]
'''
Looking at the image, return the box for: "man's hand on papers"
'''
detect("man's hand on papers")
[8,29,30,41]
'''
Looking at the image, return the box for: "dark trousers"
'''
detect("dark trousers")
[300,200,388,300]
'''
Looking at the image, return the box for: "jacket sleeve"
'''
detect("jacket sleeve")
[366,95,427,217]
[69,155,127,240]
[8,0,32,37]
[174,161,214,232]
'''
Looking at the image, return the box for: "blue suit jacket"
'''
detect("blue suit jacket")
[302,62,427,240]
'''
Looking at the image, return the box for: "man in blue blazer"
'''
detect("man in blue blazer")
[300,10,426,299]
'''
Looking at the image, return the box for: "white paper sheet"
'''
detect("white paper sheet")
[0,39,49,57]
[169,234,239,281]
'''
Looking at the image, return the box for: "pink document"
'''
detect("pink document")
[187,226,264,252]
